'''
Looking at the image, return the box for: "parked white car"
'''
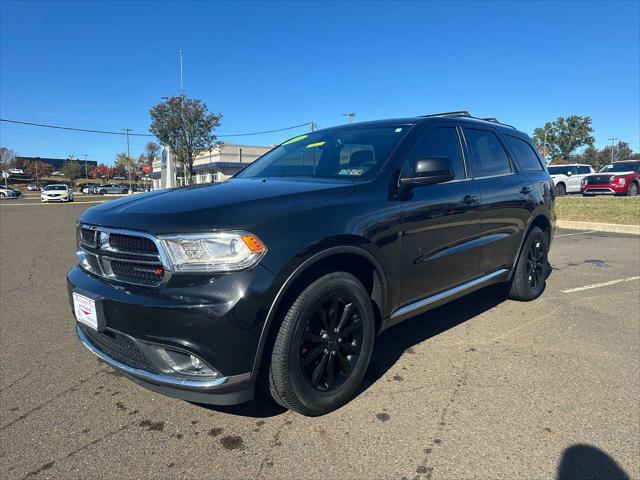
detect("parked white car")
[41,184,74,202]
[6,168,24,175]
[547,164,594,196]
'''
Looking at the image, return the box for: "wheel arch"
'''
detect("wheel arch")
[508,213,552,280]
[252,245,388,373]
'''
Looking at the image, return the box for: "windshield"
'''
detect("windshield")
[599,162,640,173]
[45,185,67,191]
[236,125,410,180]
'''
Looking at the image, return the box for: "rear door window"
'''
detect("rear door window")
[578,166,591,174]
[463,128,512,177]
[504,135,544,171]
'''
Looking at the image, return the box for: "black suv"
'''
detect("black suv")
[68,112,555,416]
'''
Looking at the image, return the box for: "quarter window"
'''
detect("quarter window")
[504,135,544,171]
[578,166,591,174]
[463,128,512,177]
[407,127,465,180]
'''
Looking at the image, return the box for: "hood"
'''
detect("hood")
[80,177,356,234]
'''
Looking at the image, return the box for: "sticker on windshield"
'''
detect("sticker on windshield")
[282,135,308,145]
[338,168,364,176]
[395,128,403,133]
[305,141,326,149]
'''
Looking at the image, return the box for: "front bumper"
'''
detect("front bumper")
[68,264,278,405]
[42,194,68,201]
[76,325,254,405]
[582,184,626,195]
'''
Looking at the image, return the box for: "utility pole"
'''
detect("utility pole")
[607,137,619,164]
[543,129,548,163]
[342,113,356,124]
[180,49,184,96]
[82,154,89,184]
[123,129,132,193]
[310,121,318,132]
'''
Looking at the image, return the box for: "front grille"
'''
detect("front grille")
[80,325,158,373]
[81,228,97,246]
[78,225,166,287]
[111,260,163,286]
[109,233,157,254]
[586,176,613,185]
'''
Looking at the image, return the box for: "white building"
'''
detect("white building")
[151,143,271,189]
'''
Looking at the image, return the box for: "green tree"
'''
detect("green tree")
[114,152,135,176]
[149,96,222,185]
[60,160,82,188]
[532,116,595,162]
[614,141,633,161]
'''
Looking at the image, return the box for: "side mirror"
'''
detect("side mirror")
[400,156,455,187]
[566,171,573,177]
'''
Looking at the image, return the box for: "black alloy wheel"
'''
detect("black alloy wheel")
[526,237,546,290]
[268,271,376,416]
[507,226,549,301]
[299,295,363,392]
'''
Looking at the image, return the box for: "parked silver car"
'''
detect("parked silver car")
[0,185,22,198]
[92,184,128,195]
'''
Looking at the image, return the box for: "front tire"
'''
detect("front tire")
[99,189,106,195]
[268,272,376,416]
[627,183,638,196]
[508,227,550,301]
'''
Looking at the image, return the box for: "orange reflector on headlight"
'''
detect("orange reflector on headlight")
[241,235,266,253]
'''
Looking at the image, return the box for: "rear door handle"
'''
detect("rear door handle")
[520,186,533,194]
[460,195,478,205]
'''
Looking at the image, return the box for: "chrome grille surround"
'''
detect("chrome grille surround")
[78,224,171,287]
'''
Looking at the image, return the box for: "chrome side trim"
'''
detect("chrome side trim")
[77,325,251,390]
[391,268,508,319]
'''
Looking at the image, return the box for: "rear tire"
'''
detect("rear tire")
[267,272,376,416]
[555,183,566,196]
[507,227,550,301]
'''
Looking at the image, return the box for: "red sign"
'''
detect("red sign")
[143,164,151,174]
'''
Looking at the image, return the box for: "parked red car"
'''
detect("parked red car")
[581,160,640,196]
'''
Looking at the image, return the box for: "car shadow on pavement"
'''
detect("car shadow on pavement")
[557,444,630,480]
[359,283,508,393]
[200,284,508,418]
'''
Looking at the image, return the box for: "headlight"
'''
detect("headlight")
[159,231,266,273]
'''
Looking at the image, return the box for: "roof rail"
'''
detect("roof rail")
[420,111,471,118]
[480,117,516,129]
[420,111,517,129]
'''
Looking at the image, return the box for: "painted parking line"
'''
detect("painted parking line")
[561,276,640,294]
[555,230,596,237]
[0,200,108,206]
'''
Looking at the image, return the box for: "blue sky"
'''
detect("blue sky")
[1,0,638,164]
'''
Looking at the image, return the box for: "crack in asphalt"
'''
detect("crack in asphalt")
[255,412,295,478]
[0,369,106,432]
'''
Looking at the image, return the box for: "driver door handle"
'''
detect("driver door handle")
[460,195,478,205]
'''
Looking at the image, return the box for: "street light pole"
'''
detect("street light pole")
[123,129,132,193]
[82,154,89,184]
[342,112,356,124]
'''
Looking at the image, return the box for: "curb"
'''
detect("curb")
[557,220,640,235]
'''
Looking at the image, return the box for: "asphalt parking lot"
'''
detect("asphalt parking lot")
[0,198,638,480]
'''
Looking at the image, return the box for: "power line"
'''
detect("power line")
[0,118,313,139]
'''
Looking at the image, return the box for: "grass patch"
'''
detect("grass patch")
[556,196,640,225]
